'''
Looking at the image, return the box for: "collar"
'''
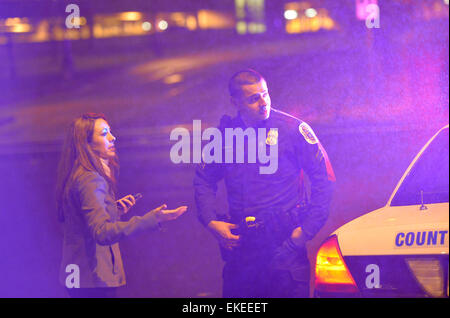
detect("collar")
[237,111,270,129]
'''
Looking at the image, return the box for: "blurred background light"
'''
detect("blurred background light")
[141,21,151,31]
[119,11,143,21]
[79,17,87,26]
[186,15,197,30]
[284,3,337,34]
[284,9,298,20]
[236,21,246,34]
[163,74,183,85]
[158,20,168,31]
[234,0,266,34]
[198,10,234,30]
[11,23,31,33]
[5,17,21,26]
[305,8,318,18]
[356,0,378,20]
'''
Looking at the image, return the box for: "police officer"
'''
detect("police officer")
[194,69,335,298]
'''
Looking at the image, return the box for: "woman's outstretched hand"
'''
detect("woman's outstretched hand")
[150,204,187,223]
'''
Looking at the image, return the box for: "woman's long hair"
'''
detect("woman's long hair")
[56,113,119,222]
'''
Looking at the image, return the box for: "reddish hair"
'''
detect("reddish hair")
[56,113,119,221]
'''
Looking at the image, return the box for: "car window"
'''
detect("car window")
[391,128,449,206]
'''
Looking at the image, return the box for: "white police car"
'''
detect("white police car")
[314,124,449,297]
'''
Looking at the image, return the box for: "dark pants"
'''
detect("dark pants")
[66,287,118,298]
[222,239,310,298]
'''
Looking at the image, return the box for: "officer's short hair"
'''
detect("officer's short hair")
[228,69,265,98]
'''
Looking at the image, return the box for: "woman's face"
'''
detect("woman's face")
[89,119,116,159]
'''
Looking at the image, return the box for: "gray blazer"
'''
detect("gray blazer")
[59,167,160,288]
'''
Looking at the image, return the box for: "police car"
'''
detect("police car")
[314,124,449,297]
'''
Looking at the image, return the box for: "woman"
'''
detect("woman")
[56,113,187,298]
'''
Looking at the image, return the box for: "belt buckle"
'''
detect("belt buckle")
[244,216,258,229]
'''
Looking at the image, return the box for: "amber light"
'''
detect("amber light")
[315,235,358,293]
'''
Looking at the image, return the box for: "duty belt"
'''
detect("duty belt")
[231,202,309,244]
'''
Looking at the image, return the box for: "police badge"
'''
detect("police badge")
[266,128,278,146]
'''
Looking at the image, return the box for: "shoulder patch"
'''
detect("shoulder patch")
[299,122,318,144]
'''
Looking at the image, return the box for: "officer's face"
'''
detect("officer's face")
[232,79,271,123]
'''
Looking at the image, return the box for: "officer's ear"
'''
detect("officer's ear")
[230,96,238,107]
[231,95,244,110]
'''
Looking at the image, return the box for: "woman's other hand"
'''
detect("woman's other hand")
[116,194,137,214]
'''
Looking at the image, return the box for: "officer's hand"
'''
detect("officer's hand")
[207,220,240,250]
[290,226,307,248]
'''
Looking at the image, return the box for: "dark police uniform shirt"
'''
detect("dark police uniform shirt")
[194,108,335,241]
